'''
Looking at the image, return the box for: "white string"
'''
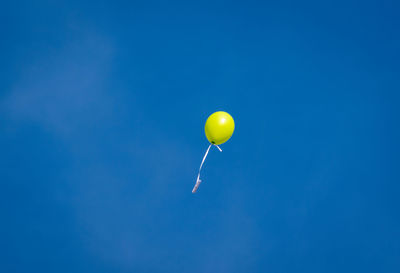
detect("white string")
[192,144,222,193]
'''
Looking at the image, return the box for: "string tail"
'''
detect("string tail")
[192,176,201,193]
[192,144,212,193]
[215,144,222,152]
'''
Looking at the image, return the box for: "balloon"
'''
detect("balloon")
[205,111,235,145]
[192,111,235,193]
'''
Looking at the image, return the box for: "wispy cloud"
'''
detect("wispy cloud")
[2,27,197,271]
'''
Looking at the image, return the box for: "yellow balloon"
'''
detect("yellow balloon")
[205,111,235,145]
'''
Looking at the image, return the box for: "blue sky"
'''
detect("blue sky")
[1,1,399,272]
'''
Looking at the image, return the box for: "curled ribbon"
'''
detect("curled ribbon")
[192,144,222,193]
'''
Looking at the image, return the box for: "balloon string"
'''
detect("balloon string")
[192,144,222,193]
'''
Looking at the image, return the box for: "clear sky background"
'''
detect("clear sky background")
[1,1,399,272]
